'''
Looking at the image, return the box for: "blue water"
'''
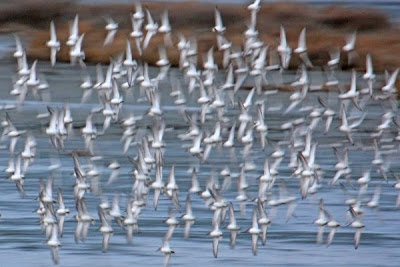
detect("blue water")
[0,61,397,266]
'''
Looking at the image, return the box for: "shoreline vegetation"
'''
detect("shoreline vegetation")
[1,1,400,76]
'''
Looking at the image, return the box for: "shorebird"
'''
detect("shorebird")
[56,189,69,237]
[227,203,240,248]
[342,30,357,65]
[13,34,24,58]
[213,7,226,34]
[325,209,340,247]
[314,199,328,244]
[46,21,60,67]
[103,17,118,46]
[98,207,113,252]
[209,208,223,258]
[182,194,196,239]
[66,14,79,46]
[158,10,172,46]
[69,34,85,65]
[349,207,365,249]
[294,27,313,68]
[143,7,158,50]
[47,224,61,264]
[277,25,292,70]
[248,207,261,256]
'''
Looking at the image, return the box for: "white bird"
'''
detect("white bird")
[109,194,124,227]
[79,60,93,94]
[41,177,55,204]
[363,54,375,80]
[338,69,359,103]
[248,207,261,256]
[57,189,69,237]
[124,199,138,243]
[189,168,202,194]
[159,239,174,267]
[277,25,292,69]
[248,0,261,12]
[69,34,85,65]
[47,224,61,264]
[98,207,113,252]
[151,164,163,210]
[46,21,60,67]
[328,47,341,68]
[314,199,328,244]
[165,165,180,209]
[257,200,271,246]
[294,28,313,68]
[182,194,195,239]
[143,8,158,50]
[382,68,399,93]
[17,51,30,76]
[209,208,223,258]
[133,1,145,21]
[130,16,144,55]
[349,207,364,249]
[25,60,40,87]
[158,10,172,46]
[338,104,365,144]
[325,210,340,247]
[342,30,357,52]
[227,203,240,248]
[213,7,226,34]
[342,30,357,65]
[66,14,79,47]
[111,78,123,105]
[104,17,118,46]
[367,185,381,209]
[13,34,24,58]
[165,207,179,242]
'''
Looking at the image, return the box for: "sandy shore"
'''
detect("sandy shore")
[1,1,400,76]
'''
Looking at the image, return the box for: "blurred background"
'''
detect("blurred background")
[1,0,400,72]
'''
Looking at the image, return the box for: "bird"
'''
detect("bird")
[314,199,328,244]
[342,30,357,65]
[325,210,340,247]
[248,207,261,256]
[69,34,85,65]
[209,208,223,258]
[349,206,365,249]
[46,224,61,264]
[46,21,60,67]
[213,7,226,34]
[56,188,69,237]
[182,194,195,239]
[98,206,114,252]
[257,200,271,246]
[143,7,158,50]
[294,27,313,68]
[109,194,124,227]
[382,68,399,93]
[277,25,292,70]
[159,239,175,267]
[227,202,240,248]
[13,34,24,58]
[103,17,118,46]
[158,10,172,46]
[338,70,360,110]
[66,14,79,47]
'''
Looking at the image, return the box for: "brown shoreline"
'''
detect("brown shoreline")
[1,1,400,75]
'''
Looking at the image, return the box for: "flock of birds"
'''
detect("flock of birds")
[3,0,400,266]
